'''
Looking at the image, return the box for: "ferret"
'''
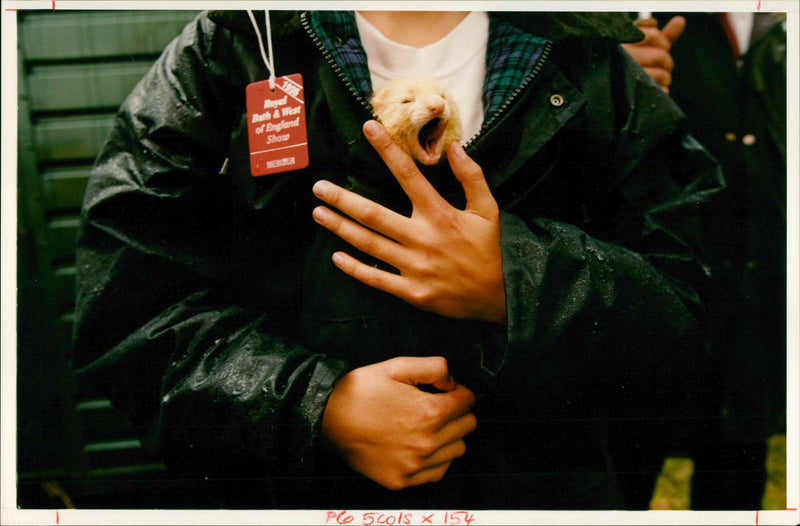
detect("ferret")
[370,76,463,166]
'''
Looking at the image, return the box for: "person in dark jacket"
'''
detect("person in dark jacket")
[624,11,787,510]
[73,10,723,509]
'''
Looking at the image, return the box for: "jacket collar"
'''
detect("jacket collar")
[301,11,551,121]
[206,10,640,114]
[208,10,299,38]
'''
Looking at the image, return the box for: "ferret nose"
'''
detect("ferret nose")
[425,97,445,115]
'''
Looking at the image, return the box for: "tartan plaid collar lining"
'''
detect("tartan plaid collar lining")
[306,11,549,119]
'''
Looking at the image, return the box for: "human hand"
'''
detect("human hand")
[321,356,477,490]
[622,16,686,93]
[312,120,505,323]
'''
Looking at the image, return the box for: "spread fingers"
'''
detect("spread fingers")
[312,180,411,243]
[313,206,406,265]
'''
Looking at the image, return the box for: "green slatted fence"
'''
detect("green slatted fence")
[16,9,200,509]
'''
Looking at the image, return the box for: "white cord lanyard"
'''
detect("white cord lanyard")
[247,10,276,90]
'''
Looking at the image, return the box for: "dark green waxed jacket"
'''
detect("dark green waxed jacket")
[73,11,723,509]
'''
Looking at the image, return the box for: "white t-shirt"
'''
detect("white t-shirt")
[355,11,489,142]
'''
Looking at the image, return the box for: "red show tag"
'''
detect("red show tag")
[246,73,309,176]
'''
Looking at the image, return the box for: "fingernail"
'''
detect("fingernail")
[332,252,345,266]
[312,180,329,197]
[312,206,328,222]
[364,120,381,138]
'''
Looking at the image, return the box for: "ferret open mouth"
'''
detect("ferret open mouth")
[415,117,447,165]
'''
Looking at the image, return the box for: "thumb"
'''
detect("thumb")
[448,142,499,219]
[384,356,457,392]
[662,16,686,46]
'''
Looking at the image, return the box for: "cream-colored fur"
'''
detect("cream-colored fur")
[370,76,463,166]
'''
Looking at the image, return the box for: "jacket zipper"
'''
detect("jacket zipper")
[300,11,553,152]
[464,40,553,152]
[299,11,377,121]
